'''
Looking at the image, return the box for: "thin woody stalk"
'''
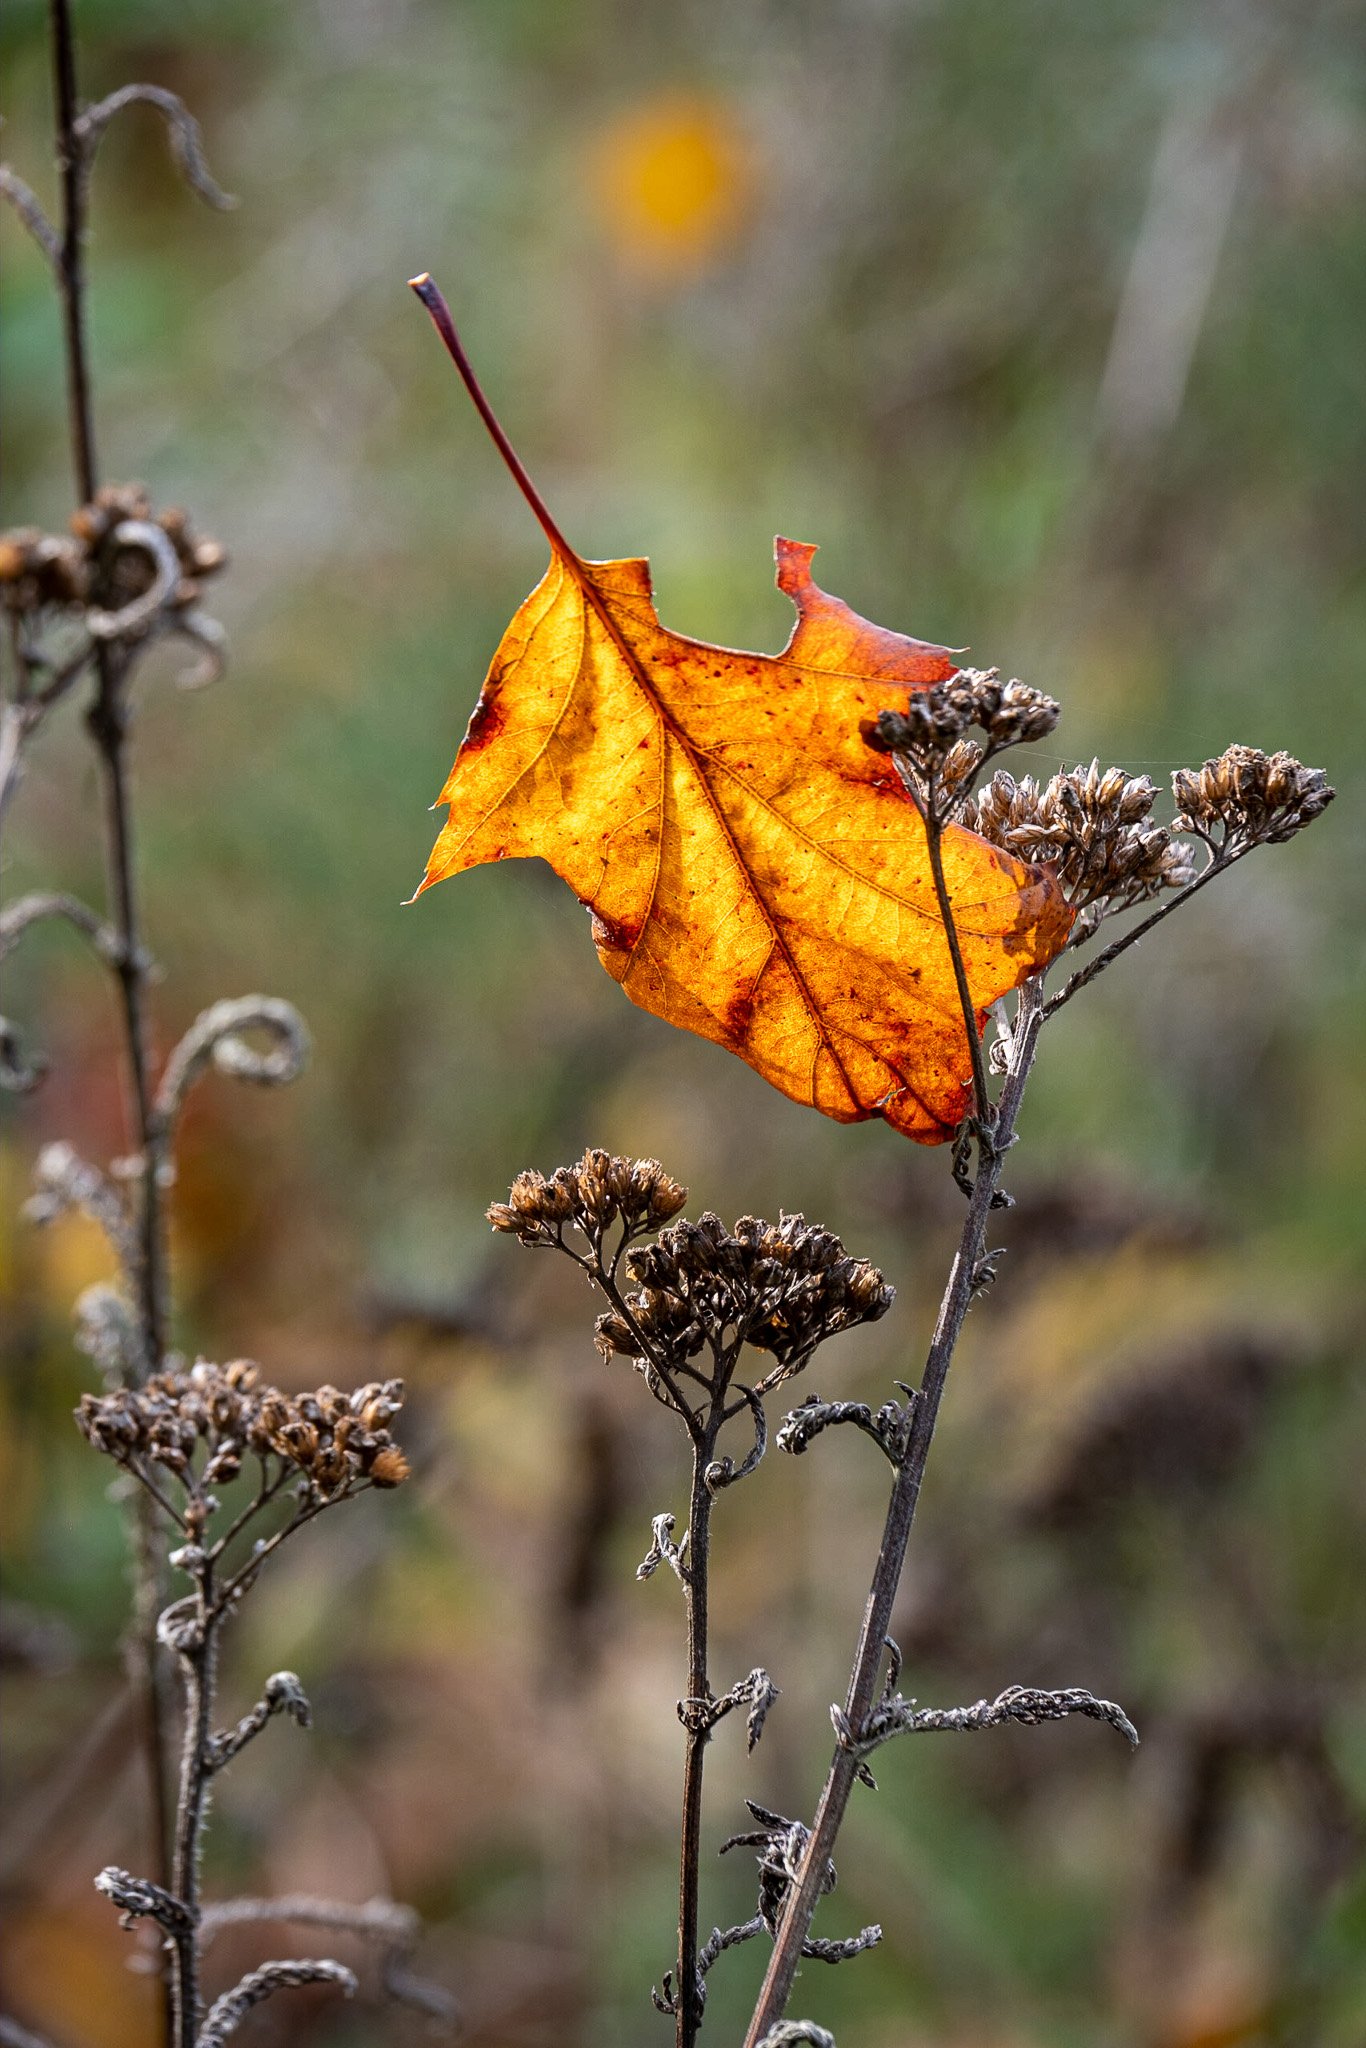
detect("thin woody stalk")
[595,1246,718,2048]
[47,0,174,1935]
[169,1613,216,2048]
[488,1159,894,2033]
[78,1366,421,2041]
[49,0,167,1369]
[923,802,993,1131]
[676,1449,715,2048]
[743,977,1045,2043]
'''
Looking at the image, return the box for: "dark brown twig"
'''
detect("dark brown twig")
[743,977,1045,2041]
[1042,846,1241,1016]
[41,1,187,1939]
[675,1446,717,2048]
[923,800,994,1137]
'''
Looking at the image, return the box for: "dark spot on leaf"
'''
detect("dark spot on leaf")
[460,688,505,754]
[591,909,643,954]
[723,986,757,1041]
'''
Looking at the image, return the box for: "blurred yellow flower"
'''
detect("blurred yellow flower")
[589,92,752,276]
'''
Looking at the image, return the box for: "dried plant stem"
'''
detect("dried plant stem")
[48,0,167,1364]
[1042,846,1240,1017]
[47,0,174,1969]
[923,805,993,1132]
[170,1622,216,2048]
[89,658,168,1359]
[743,977,1045,2043]
[676,1451,716,2048]
[50,0,94,503]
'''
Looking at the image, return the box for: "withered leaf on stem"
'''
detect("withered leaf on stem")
[411,276,1073,1143]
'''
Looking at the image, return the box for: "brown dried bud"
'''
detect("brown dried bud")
[368,1446,411,1488]
[279,1419,319,1462]
[939,738,985,803]
[593,1313,639,1360]
[0,526,90,612]
[357,1380,404,1431]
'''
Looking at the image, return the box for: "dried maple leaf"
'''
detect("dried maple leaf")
[410,277,1072,1143]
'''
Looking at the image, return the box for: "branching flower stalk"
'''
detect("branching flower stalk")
[490,693,1330,2046]
[489,1158,892,2047]
[2,13,455,2046]
[738,712,1333,2041]
[77,1359,415,2047]
[742,978,1044,2036]
[2,0,238,1936]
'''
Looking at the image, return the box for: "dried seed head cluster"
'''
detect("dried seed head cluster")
[0,482,226,623]
[596,1211,892,1386]
[1173,745,1334,851]
[0,527,88,612]
[963,762,1195,912]
[488,1147,688,1245]
[74,483,227,608]
[76,1359,409,1524]
[864,668,1061,810]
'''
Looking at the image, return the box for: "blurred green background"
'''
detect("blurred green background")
[3,0,1364,2043]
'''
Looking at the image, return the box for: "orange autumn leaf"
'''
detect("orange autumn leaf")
[410,278,1073,1143]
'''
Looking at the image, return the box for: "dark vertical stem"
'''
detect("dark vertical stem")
[170,1604,215,2048]
[924,805,993,1131]
[46,0,175,1980]
[48,0,166,1368]
[86,654,168,1363]
[743,979,1046,2044]
[127,1479,175,1878]
[49,0,95,501]
[676,1448,715,2048]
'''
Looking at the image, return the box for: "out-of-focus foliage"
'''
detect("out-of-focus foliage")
[2,1,1363,2045]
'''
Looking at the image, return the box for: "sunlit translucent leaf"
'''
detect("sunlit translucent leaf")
[416,525,1072,1143]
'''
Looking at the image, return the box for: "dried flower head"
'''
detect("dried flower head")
[864,668,1061,811]
[1172,745,1334,852]
[0,526,90,612]
[597,1210,892,1391]
[488,1147,688,1246]
[962,761,1195,913]
[1,487,227,628]
[72,482,227,577]
[76,1360,409,1524]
